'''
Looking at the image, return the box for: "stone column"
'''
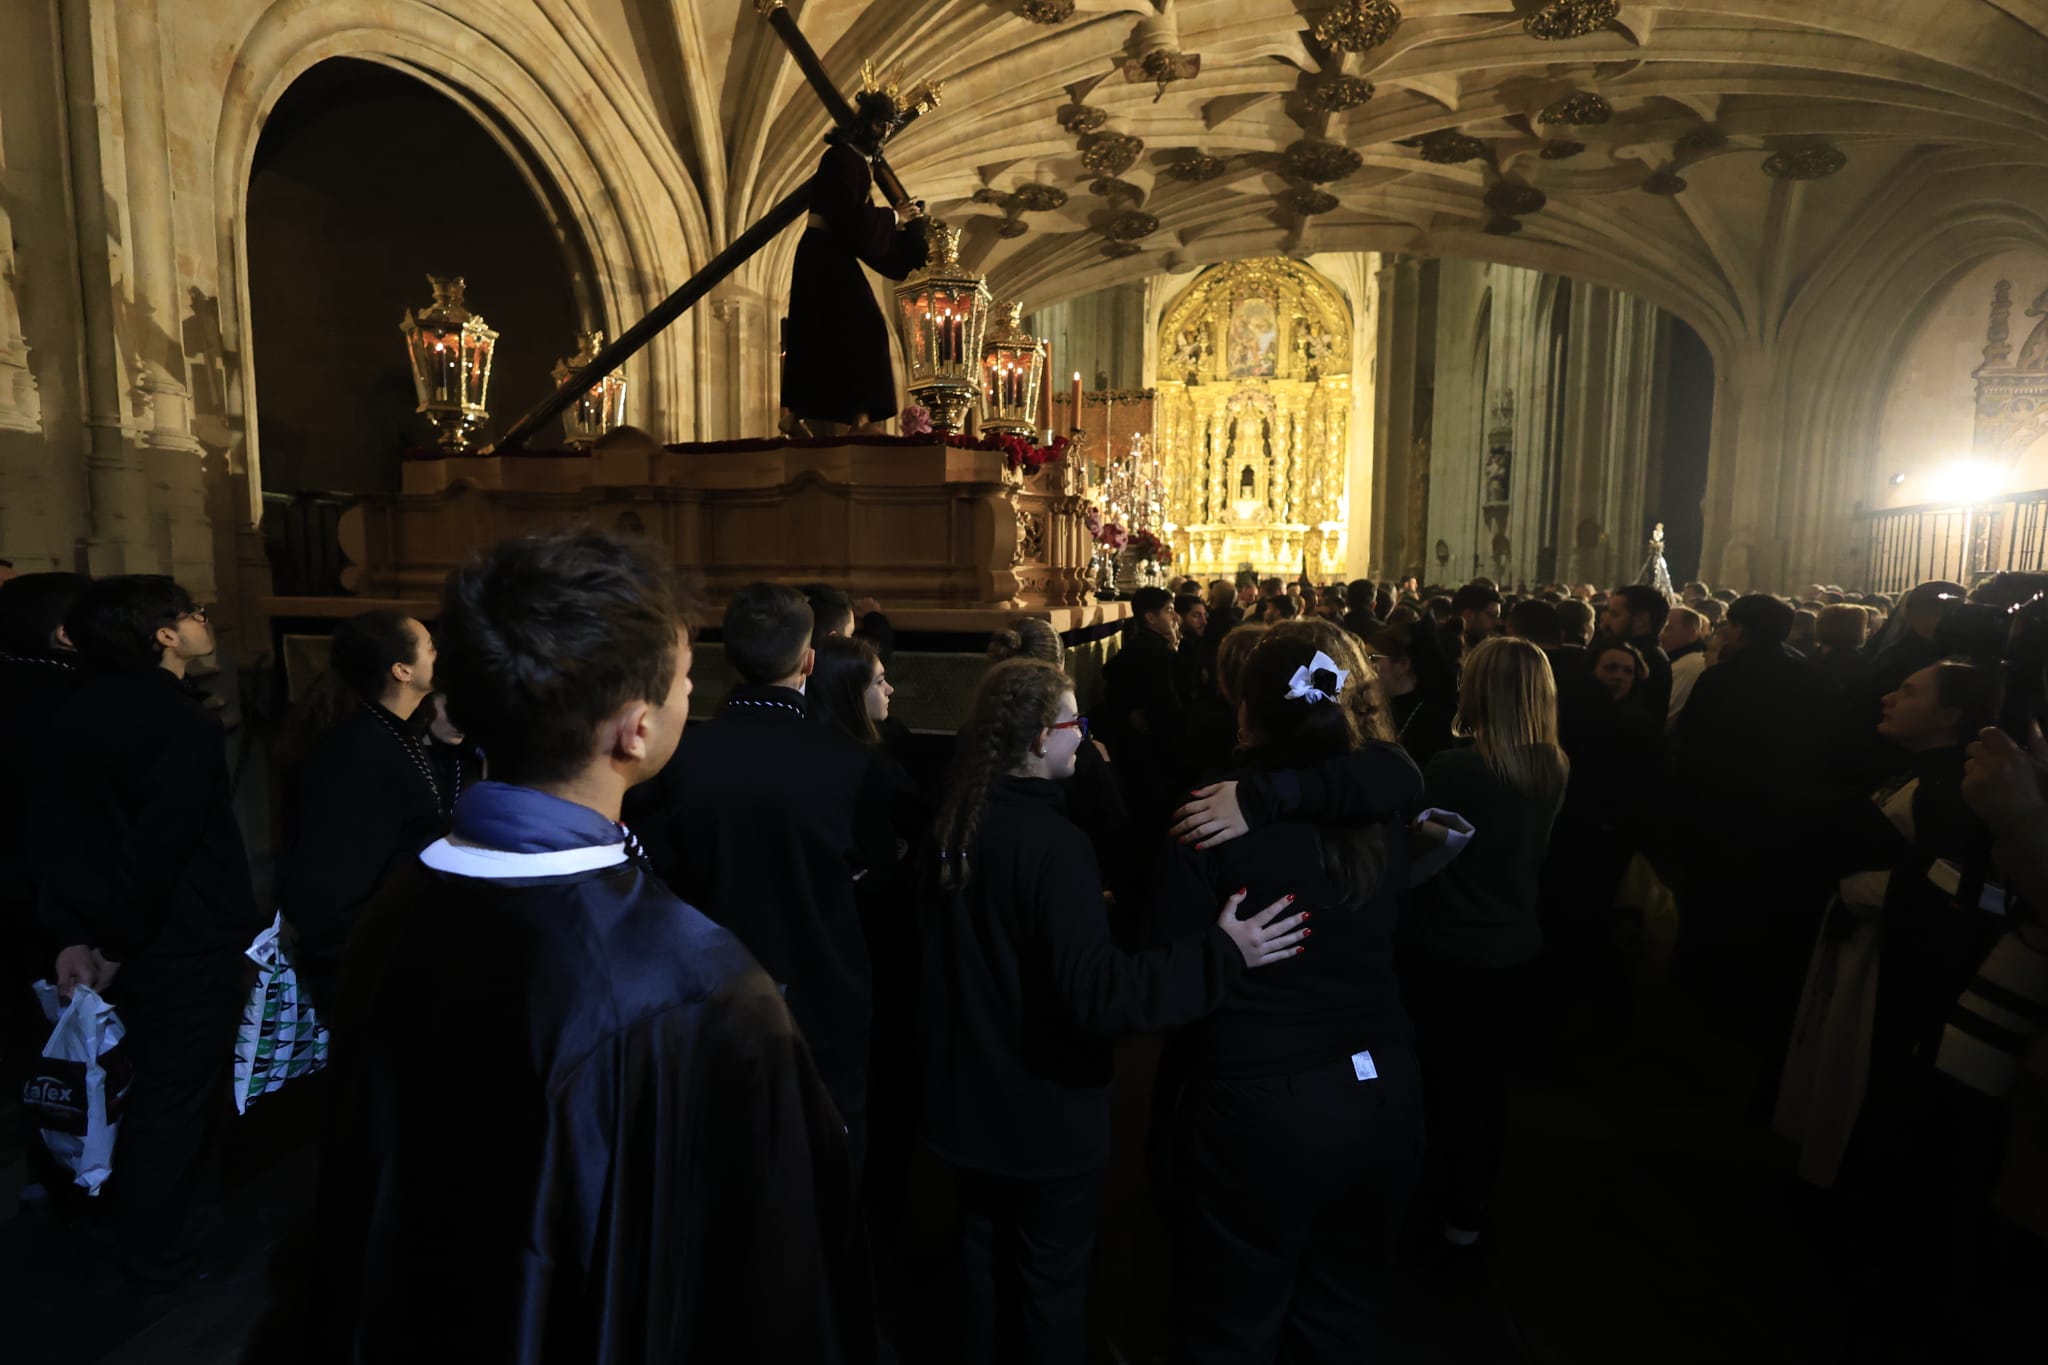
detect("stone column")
[1554,284,1661,587]
[113,0,212,600]
[59,0,150,578]
[1370,257,1421,578]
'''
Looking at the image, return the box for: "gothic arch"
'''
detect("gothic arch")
[211,0,698,515]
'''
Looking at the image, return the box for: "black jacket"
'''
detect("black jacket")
[917,776,1243,1178]
[316,852,874,1364]
[1100,625,1189,827]
[1,650,84,1011]
[39,668,261,964]
[1150,744,1421,1078]
[1673,643,1830,874]
[279,704,450,999]
[630,685,897,1104]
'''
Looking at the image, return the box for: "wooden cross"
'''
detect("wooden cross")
[492,0,931,451]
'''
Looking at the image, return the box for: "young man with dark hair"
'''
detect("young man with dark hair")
[1340,578,1379,641]
[631,580,898,1171]
[1596,584,1675,720]
[1101,587,1187,843]
[1450,580,1503,646]
[37,575,262,1292]
[316,536,872,1362]
[800,582,858,645]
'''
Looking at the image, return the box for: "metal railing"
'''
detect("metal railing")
[1860,488,2048,593]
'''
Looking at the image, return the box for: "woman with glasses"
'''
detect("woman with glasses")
[988,617,1137,911]
[1365,623,1456,766]
[920,659,1309,1365]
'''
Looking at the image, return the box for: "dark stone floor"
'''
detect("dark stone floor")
[4,957,2040,1364]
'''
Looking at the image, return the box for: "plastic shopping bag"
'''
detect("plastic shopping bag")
[234,913,329,1114]
[24,981,131,1194]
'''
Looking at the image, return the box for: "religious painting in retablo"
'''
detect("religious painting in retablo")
[1154,258,1354,578]
[1226,297,1279,379]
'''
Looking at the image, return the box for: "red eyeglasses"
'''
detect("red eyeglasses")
[1050,716,1091,739]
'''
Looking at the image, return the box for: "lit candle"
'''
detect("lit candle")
[1071,371,1082,430]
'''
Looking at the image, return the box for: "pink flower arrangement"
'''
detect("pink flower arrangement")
[1083,505,1104,537]
[1096,521,1129,552]
[1128,528,1171,563]
[900,404,933,436]
[940,430,1070,475]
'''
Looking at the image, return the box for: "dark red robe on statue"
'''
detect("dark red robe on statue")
[784,143,928,426]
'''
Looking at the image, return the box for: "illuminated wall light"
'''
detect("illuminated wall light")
[1931,458,2000,507]
[1889,472,1907,487]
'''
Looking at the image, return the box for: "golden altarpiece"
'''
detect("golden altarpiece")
[1157,259,1353,578]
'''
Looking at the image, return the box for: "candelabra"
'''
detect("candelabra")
[1090,432,1169,596]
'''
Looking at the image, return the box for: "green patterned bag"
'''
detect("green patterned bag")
[234,913,330,1114]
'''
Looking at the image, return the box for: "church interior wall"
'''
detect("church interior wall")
[1875,249,2048,511]
[246,58,585,497]
[0,1,2042,647]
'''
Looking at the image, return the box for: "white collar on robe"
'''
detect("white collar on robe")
[419,836,628,879]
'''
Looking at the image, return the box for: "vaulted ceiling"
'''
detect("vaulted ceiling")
[577,0,2048,359]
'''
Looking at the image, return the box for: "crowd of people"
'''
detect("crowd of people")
[0,542,2044,1363]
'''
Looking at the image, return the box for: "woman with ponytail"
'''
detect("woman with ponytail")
[278,609,450,1003]
[920,658,1308,1365]
[1148,633,1424,1362]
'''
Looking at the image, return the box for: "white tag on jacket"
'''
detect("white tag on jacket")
[1351,1050,1377,1081]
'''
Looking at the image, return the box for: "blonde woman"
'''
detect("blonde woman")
[1402,635,1568,1257]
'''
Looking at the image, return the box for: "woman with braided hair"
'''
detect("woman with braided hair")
[918,658,1307,1365]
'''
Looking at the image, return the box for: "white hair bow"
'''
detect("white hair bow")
[1285,651,1348,704]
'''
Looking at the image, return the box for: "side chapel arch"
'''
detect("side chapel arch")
[212,0,689,521]
[1156,259,1354,578]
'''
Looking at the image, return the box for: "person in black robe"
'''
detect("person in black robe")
[276,609,448,1006]
[920,659,1307,1365]
[1099,587,1189,842]
[38,577,265,1292]
[302,530,873,1363]
[627,582,898,1170]
[783,92,928,434]
[0,572,88,1091]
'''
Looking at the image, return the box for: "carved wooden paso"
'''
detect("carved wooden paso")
[490,0,922,452]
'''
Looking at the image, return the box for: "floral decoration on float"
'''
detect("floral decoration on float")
[942,429,1071,475]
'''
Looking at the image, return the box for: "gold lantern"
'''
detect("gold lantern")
[551,330,629,449]
[979,300,1045,438]
[892,220,991,433]
[399,275,498,453]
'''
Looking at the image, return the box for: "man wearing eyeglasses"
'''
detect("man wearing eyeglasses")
[38,575,263,1294]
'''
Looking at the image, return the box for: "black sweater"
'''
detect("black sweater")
[1149,743,1421,1077]
[39,668,262,963]
[917,776,1244,1178]
[280,704,450,998]
[629,684,898,1103]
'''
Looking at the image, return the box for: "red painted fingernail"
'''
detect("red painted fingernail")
[1236,887,1247,896]
[1303,928,1313,937]
[1294,946,1304,955]
[1285,894,1297,903]
[1301,911,1311,919]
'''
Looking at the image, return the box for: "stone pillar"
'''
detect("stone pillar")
[59,0,150,578]
[1552,284,1660,587]
[1371,257,1422,578]
[113,0,212,599]
[1701,340,1788,591]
